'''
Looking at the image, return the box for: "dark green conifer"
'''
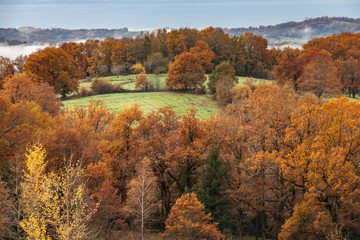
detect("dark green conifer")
[198,146,236,233]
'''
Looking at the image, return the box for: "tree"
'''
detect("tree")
[297,52,342,98]
[216,76,235,106]
[0,99,53,166]
[166,30,187,58]
[161,193,223,240]
[0,56,15,88]
[198,147,235,233]
[130,63,146,74]
[24,46,81,98]
[135,72,151,91]
[0,178,14,239]
[189,40,215,72]
[126,157,159,240]
[208,61,237,94]
[336,57,360,98]
[49,161,97,240]
[21,145,97,240]
[274,47,302,88]
[1,72,62,116]
[166,52,206,91]
[20,145,51,240]
[144,52,169,74]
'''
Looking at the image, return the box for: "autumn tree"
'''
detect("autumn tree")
[0,56,15,88]
[60,42,88,79]
[49,161,97,240]
[1,72,62,115]
[166,52,206,92]
[166,30,187,58]
[98,104,143,197]
[189,40,215,72]
[24,46,81,98]
[208,61,237,94]
[126,157,159,240]
[0,99,53,166]
[216,76,235,106]
[0,178,14,239]
[198,147,235,234]
[133,107,180,223]
[130,63,146,74]
[274,47,302,88]
[166,107,205,194]
[161,193,223,240]
[20,145,51,240]
[202,27,232,66]
[144,52,169,74]
[336,57,360,98]
[135,72,151,91]
[297,51,342,98]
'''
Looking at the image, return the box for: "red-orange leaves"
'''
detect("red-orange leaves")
[166,52,206,91]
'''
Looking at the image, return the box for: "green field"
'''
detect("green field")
[80,74,267,91]
[80,74,168,91]
[63,92,218,120]
[67,74,268,119]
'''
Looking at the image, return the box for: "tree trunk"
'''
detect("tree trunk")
[260,211,266,240]
[238,209,243,240]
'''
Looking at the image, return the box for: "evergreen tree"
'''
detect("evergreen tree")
[198,146,236,233]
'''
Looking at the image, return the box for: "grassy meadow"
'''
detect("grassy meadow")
[63,91,218,120]
[64,74,269,119]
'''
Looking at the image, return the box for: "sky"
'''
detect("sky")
[0,0,359,30]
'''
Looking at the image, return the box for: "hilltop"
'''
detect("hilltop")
[225,16,360,47]
[0,17,359,47]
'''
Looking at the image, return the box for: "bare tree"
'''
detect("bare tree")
[126,157,159,240]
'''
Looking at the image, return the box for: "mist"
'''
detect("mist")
[0,44,49,60]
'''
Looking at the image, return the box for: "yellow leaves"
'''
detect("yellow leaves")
[21,145,96,240]
[130,63,146,74]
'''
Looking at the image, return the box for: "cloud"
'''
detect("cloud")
[0,44,49,60]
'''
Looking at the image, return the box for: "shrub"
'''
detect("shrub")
[90,78,114,94]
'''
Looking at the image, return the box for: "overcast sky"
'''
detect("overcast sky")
[0,0,359,29]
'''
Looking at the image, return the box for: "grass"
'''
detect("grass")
[81,74,267,91]
[63,91,218,120]
[67,74,269,119]
[80,74,168,91]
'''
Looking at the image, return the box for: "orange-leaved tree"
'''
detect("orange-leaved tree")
[24,46,81,98]
[1,72,62,116]
[166,52,206,92]
[189,40,215,72]
[161,192,223,240]
[135,72,151,91]
[297,50,342,98]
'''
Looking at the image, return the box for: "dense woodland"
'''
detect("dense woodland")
[1,28,360,240]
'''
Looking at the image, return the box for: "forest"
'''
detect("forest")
[0,27,360,240]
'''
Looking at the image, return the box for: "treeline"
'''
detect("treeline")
[1,29,360,101]
[1,80,360,239]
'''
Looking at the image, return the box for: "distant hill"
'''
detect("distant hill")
[224,17,360,48]
[0,17,359,47]
[0,27,139,44]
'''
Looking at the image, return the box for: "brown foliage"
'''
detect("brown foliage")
[161,192,223,240]
[24,46,81,98]
[189,40,215,71]
[297,51,342,98]
[1,72,62,115]
[166,52,206,91]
